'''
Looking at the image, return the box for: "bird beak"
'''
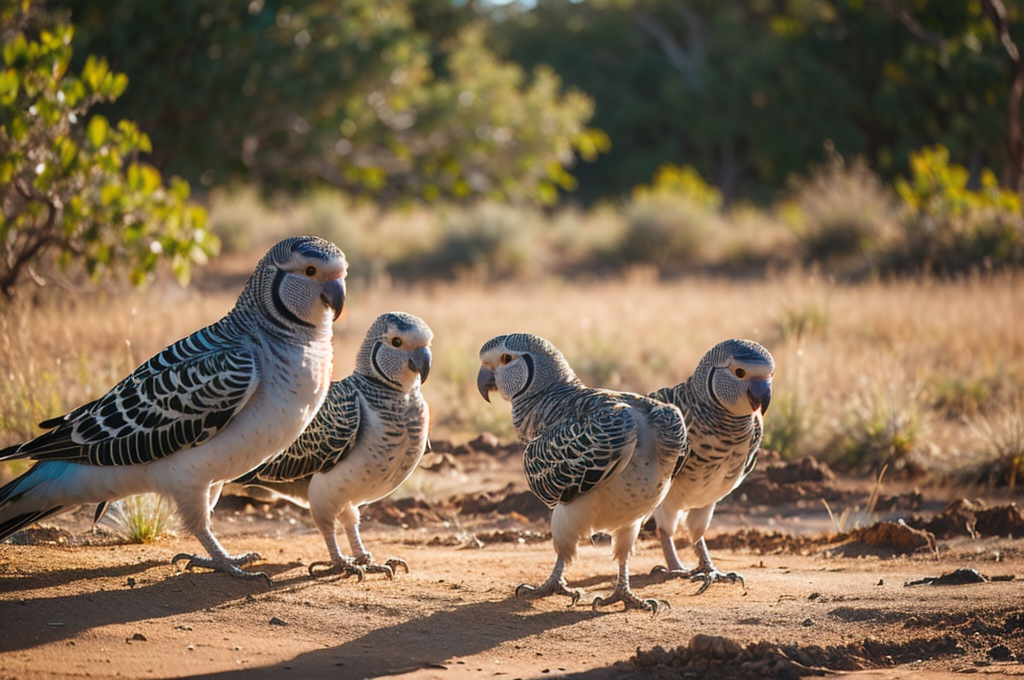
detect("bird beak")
[477,366,497,403]
[409,346,432,384]
[321,277,346,321]
[747,378,772,414]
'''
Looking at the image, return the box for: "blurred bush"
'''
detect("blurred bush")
[891,146,1024,274]
[786,149,897,277]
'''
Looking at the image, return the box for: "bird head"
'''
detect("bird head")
[477,333,578,404]
[254,236,348,329]
[356,312,433,391]
[700,339,775,417]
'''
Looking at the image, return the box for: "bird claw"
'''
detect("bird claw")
[591,590,666,614]
[650,564,692,578]
[362,563,395,580]
[690,569,745,596]
[384,557,410,574]
[514,581,583,606]
[171,552,270,583]
[307,560,366,582]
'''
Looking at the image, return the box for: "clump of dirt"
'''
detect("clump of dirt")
[910,499,1024,539]
[433,433,522,458]
[455,482,549,520]
[830,521,937,557]
[904,567,1005,586]
[764,457,835,484]
[627,633,966,679]
[731,457,922,513]
[705,528,830,555]
[361,497,447,527]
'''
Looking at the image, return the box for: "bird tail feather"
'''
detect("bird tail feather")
[0,466,64,542]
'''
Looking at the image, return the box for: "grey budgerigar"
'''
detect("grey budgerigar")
[477,334,687,612]
[0,236,348,580]
[649,338,774,594]
[234,312,432,580]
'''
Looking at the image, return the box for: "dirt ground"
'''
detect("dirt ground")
[2,448,1023,680]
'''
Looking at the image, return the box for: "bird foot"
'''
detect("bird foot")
[307,560,366,582]
[592,587,667,614]
[690,569,745,596]
[650,564,693,579]
[172,552,270,584]
[351,554,410,580]
[384,557,410,574]
[514,579,584,606]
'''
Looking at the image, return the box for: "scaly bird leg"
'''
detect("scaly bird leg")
[689,536,744,595]
[593,555,666,613]
[514,556,583,605]
[650,527,694,578]
[308,508,365,581]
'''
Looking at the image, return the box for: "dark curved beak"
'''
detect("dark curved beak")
[321,277,346,321]
[477,366,497,403]
[409,346,432,384]
[747,378,772,414]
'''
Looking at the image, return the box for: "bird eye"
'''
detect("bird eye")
[391,337,403,348]
[735,368,746,378]
[500,353,512,365]
[305,265,317,276]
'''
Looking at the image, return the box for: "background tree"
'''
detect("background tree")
[0,0,215,299]
[489,0,1023,204]
[62,0,606,205]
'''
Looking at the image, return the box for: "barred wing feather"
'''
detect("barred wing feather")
[524,404,638,509]
[0,330,258,467]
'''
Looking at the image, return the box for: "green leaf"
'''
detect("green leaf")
[0,67,19,105]
[87,115,110,149]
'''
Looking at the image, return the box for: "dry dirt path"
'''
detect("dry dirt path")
[1,526,1022,680]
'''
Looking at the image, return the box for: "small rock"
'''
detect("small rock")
[269,616,288,626]
[127,633,147,643]
[801,618,814,626]
[127,577,136,588]
[988,644,1012,661]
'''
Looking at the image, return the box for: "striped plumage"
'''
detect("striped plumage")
[478,334,686,612]
[234,312,432,580]
[649,339,774,594]
[0,236,347,580]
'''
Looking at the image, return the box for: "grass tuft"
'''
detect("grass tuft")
[97,494,177,544]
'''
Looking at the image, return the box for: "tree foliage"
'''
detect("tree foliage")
[0,0,215,299]
[491,0,1024,204]
[62,0,606,205]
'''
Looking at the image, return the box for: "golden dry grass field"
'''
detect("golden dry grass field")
[3,248,1024,483]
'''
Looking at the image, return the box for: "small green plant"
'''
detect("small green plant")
[930,375,990,420]
[829,382,923,475]
[761,392,810,460]
[774,302,830,344]
[98,493,176,544]
[968,402,1024,488]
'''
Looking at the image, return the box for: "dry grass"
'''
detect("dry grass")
[3,252,1024,483]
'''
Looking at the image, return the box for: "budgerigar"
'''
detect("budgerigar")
[0,236,347,579]
[649,339,774,594]
[234,311,432,580]
[477,334,687,612]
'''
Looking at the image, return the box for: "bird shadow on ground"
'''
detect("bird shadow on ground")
[0,560,298,654]
[188,597,596,680]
